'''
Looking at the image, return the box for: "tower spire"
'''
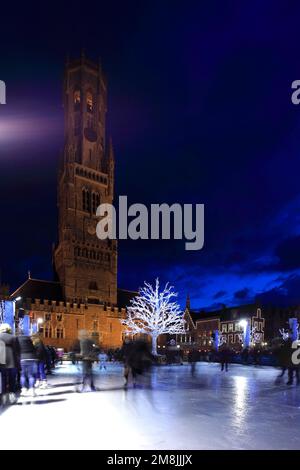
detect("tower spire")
[186,293,191,310]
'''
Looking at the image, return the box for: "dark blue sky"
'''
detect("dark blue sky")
[1,1,300,309]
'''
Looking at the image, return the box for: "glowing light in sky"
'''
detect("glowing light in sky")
[0,113,62,148]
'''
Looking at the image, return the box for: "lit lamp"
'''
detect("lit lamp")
[37,318,44,332]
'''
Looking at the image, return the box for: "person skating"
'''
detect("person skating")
[219,343,231,371]
[121,339,153,387]
[31,334,48,389]
[18,333,38,397]
[98,350,108,370]
[188,349,198,377]
[0,323,20,405]
[275,339,290,384]
[79,330,98,392]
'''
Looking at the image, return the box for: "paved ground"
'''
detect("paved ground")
[0,362,300,450]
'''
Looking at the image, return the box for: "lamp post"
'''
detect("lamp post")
[213,330,219,351]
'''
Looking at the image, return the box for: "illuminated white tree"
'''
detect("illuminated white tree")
[122,278,185,355]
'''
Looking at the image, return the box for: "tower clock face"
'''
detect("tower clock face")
[87,223,96,235]
[84,127,97,142]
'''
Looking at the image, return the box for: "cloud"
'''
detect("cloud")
[213,290,227,299]
[234,288,250,300]
[274,235,300,271]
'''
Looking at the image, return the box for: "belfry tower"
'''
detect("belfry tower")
[54,53,117,304]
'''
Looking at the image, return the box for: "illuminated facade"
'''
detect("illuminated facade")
[10,55,135,351]
[173,303,265,351]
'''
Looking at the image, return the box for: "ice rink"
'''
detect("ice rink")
[1,362,300,450]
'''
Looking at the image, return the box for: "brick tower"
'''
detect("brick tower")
[54,52,117,304]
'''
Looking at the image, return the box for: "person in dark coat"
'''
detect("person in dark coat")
[188,349,198,377]
[18,334,38,397]
[122,339,153,387]
[79,330,98,391]
[275,339,290,383]
[219,343,231,371]
[0,323,20,404]
[31,334,48,388]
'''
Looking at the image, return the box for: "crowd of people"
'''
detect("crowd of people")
[0,323,57,405]
[1,324,300,406]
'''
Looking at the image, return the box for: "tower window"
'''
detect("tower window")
[74,114,81,136]
[82,188,91,212]
[87,115,93,129]
[89,281,98,290]
[87,91,93,113]
[92,192,100,214]
[74,89,81,110]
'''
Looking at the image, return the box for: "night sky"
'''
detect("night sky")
[1,1,300,309]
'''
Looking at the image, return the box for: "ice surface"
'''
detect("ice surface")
[1,362,300,450]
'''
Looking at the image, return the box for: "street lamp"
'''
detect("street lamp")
[239,320,247,329]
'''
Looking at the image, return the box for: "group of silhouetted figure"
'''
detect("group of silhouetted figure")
[0,323,57,405]
[1,324,300,406]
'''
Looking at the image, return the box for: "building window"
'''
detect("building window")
[56,328,64,339]
[93,321,98,331]
[222,324,227,333]
[57,314,63,322]
[228,323,233,332]
[87,92,93,113]
[74,89,81,110]
[82,188,91,212]
[89,281,98,290]
[74,114,81,136]
[44,326,52,339]
[45,313,51,321]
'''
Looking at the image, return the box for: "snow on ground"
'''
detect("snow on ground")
[0,362,300,450]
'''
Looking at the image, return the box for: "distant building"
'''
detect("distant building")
[160,301,266,352]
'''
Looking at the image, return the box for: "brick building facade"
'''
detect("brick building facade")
[10,54,135,351]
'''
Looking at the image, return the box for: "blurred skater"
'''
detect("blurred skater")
[31,334,48,389]
[79,330,98,392]
[122,339,153,387]
[18,333,38,397]
[188,349,198,377]
[98,350,108,370]
[219,343,231,372]
[0,323,20,405]
[274,339,290,384]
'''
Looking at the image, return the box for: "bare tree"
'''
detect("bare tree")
[122,278,185,354]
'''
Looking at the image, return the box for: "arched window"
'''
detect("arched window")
[82,188,91,212]
[92,192,100,214]
[74,89,81,110]
[86,91,93,113]
[89,281,98,290]
[74,114,81,136]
